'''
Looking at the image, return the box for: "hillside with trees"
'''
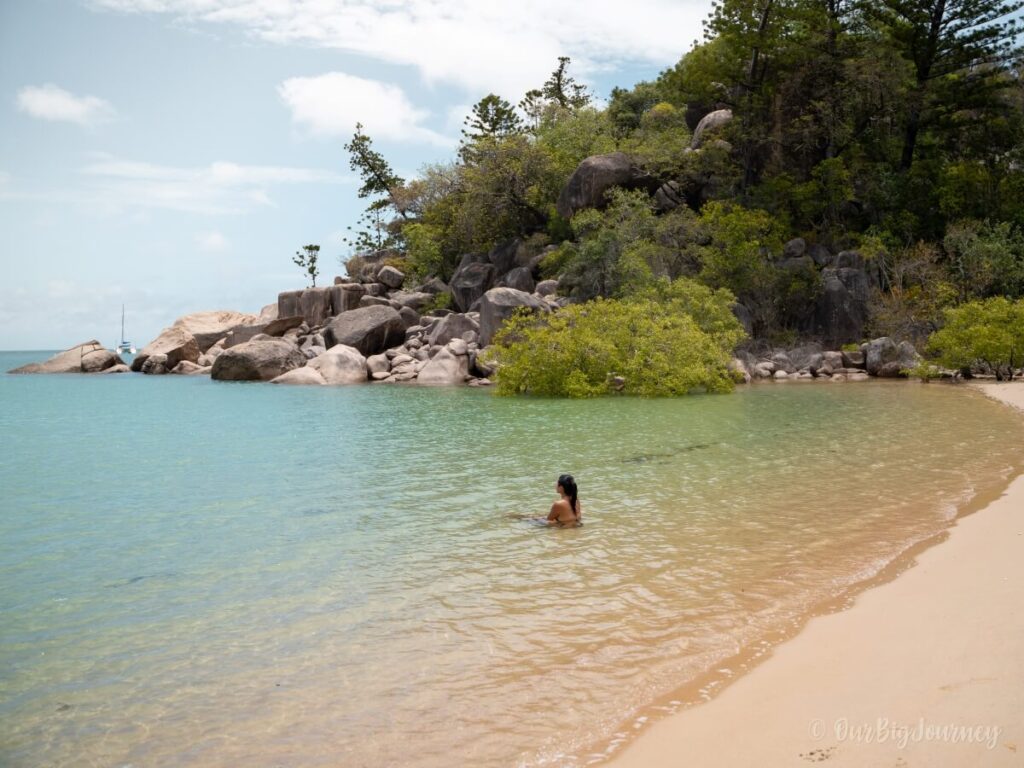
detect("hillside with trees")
[341,0,1024,393]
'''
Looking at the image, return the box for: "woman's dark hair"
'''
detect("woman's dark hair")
[558,474,579,519]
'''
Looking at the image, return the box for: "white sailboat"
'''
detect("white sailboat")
[116,305,136,355]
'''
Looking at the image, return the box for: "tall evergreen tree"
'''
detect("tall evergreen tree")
[462,94,523,141]
[343,123,406,253]
[866,0,1023,169]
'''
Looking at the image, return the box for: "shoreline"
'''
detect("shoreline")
[600,380,1024,767]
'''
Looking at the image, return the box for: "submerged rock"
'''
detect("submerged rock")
[270,366,327,386]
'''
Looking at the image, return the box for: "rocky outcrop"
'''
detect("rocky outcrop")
[171,310,258,352]
[690,109,733,149]
[210,339,305,381]
[479,287,549,346]
[278,287,333,326]
[9,341,124,374]
[556,152,659,219]
[132,326,201,372]
[323,305,405,356]
[330,283,366,314]
[308,345,368,385]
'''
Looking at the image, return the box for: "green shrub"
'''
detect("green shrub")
[486,279,746,397]
[903,360,942,382]
[926,297,1024,380]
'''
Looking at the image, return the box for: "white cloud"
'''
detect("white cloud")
[278,72,452,146]
[16,84,115,126]
[88,0,706,98]
[76,157,347,214]
[197,230,229,251]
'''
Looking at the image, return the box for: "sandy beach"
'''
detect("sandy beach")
[608,381,1024,768]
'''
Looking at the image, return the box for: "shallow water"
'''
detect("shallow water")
[1,352,1021,767]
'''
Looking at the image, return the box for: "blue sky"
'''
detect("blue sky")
[0,0,708,350]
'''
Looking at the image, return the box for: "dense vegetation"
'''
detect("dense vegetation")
[484,279,746,396]
[341,0,1024,392]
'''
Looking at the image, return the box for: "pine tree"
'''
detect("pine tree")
[458,94,523,163]
[542,56,592,110]
[462,94,523,141]
[866,0,1023,169]
[343,123,406,254]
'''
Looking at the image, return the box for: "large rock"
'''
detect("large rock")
[478,287,549,346]
[783,238,807,259]
[264,315,305,337]
[210,339,305,381]
[497,266,535,294]
[132,326,201,372]
[653,181,684,212]
[690,108,733,149]
[278,287,333,326]
[322,305,406,356]
[488,239,533,276]
[419,277,449,295]
[171,310,258,352]
[270,367,326,385]
[308,345,368,385]
[299,287,334,326]
[556,152,659,219]
[449,262,495,312]
[813,267,871,347]
[330,283,366,314]
[377,265,405,289]
[732,302,754,337]
[417,346,469,385]
[9,341,123,374]
[388,291,433,312]
[865,337,920,377]
[258,302,279,322]
[427,313,480,346]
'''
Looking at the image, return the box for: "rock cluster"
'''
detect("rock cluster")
[116,255,561,387]
[729,338,922,383]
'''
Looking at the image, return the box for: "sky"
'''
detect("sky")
[0,0,710,350]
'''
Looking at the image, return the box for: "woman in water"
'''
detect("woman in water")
[546,474,582,526]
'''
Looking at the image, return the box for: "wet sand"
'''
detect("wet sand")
[607,381,1024,767]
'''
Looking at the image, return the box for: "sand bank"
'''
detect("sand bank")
[607,381,1024,767]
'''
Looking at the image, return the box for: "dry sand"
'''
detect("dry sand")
[607,381,1024,768]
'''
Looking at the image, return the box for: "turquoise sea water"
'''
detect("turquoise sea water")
[2,350,1022,767]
